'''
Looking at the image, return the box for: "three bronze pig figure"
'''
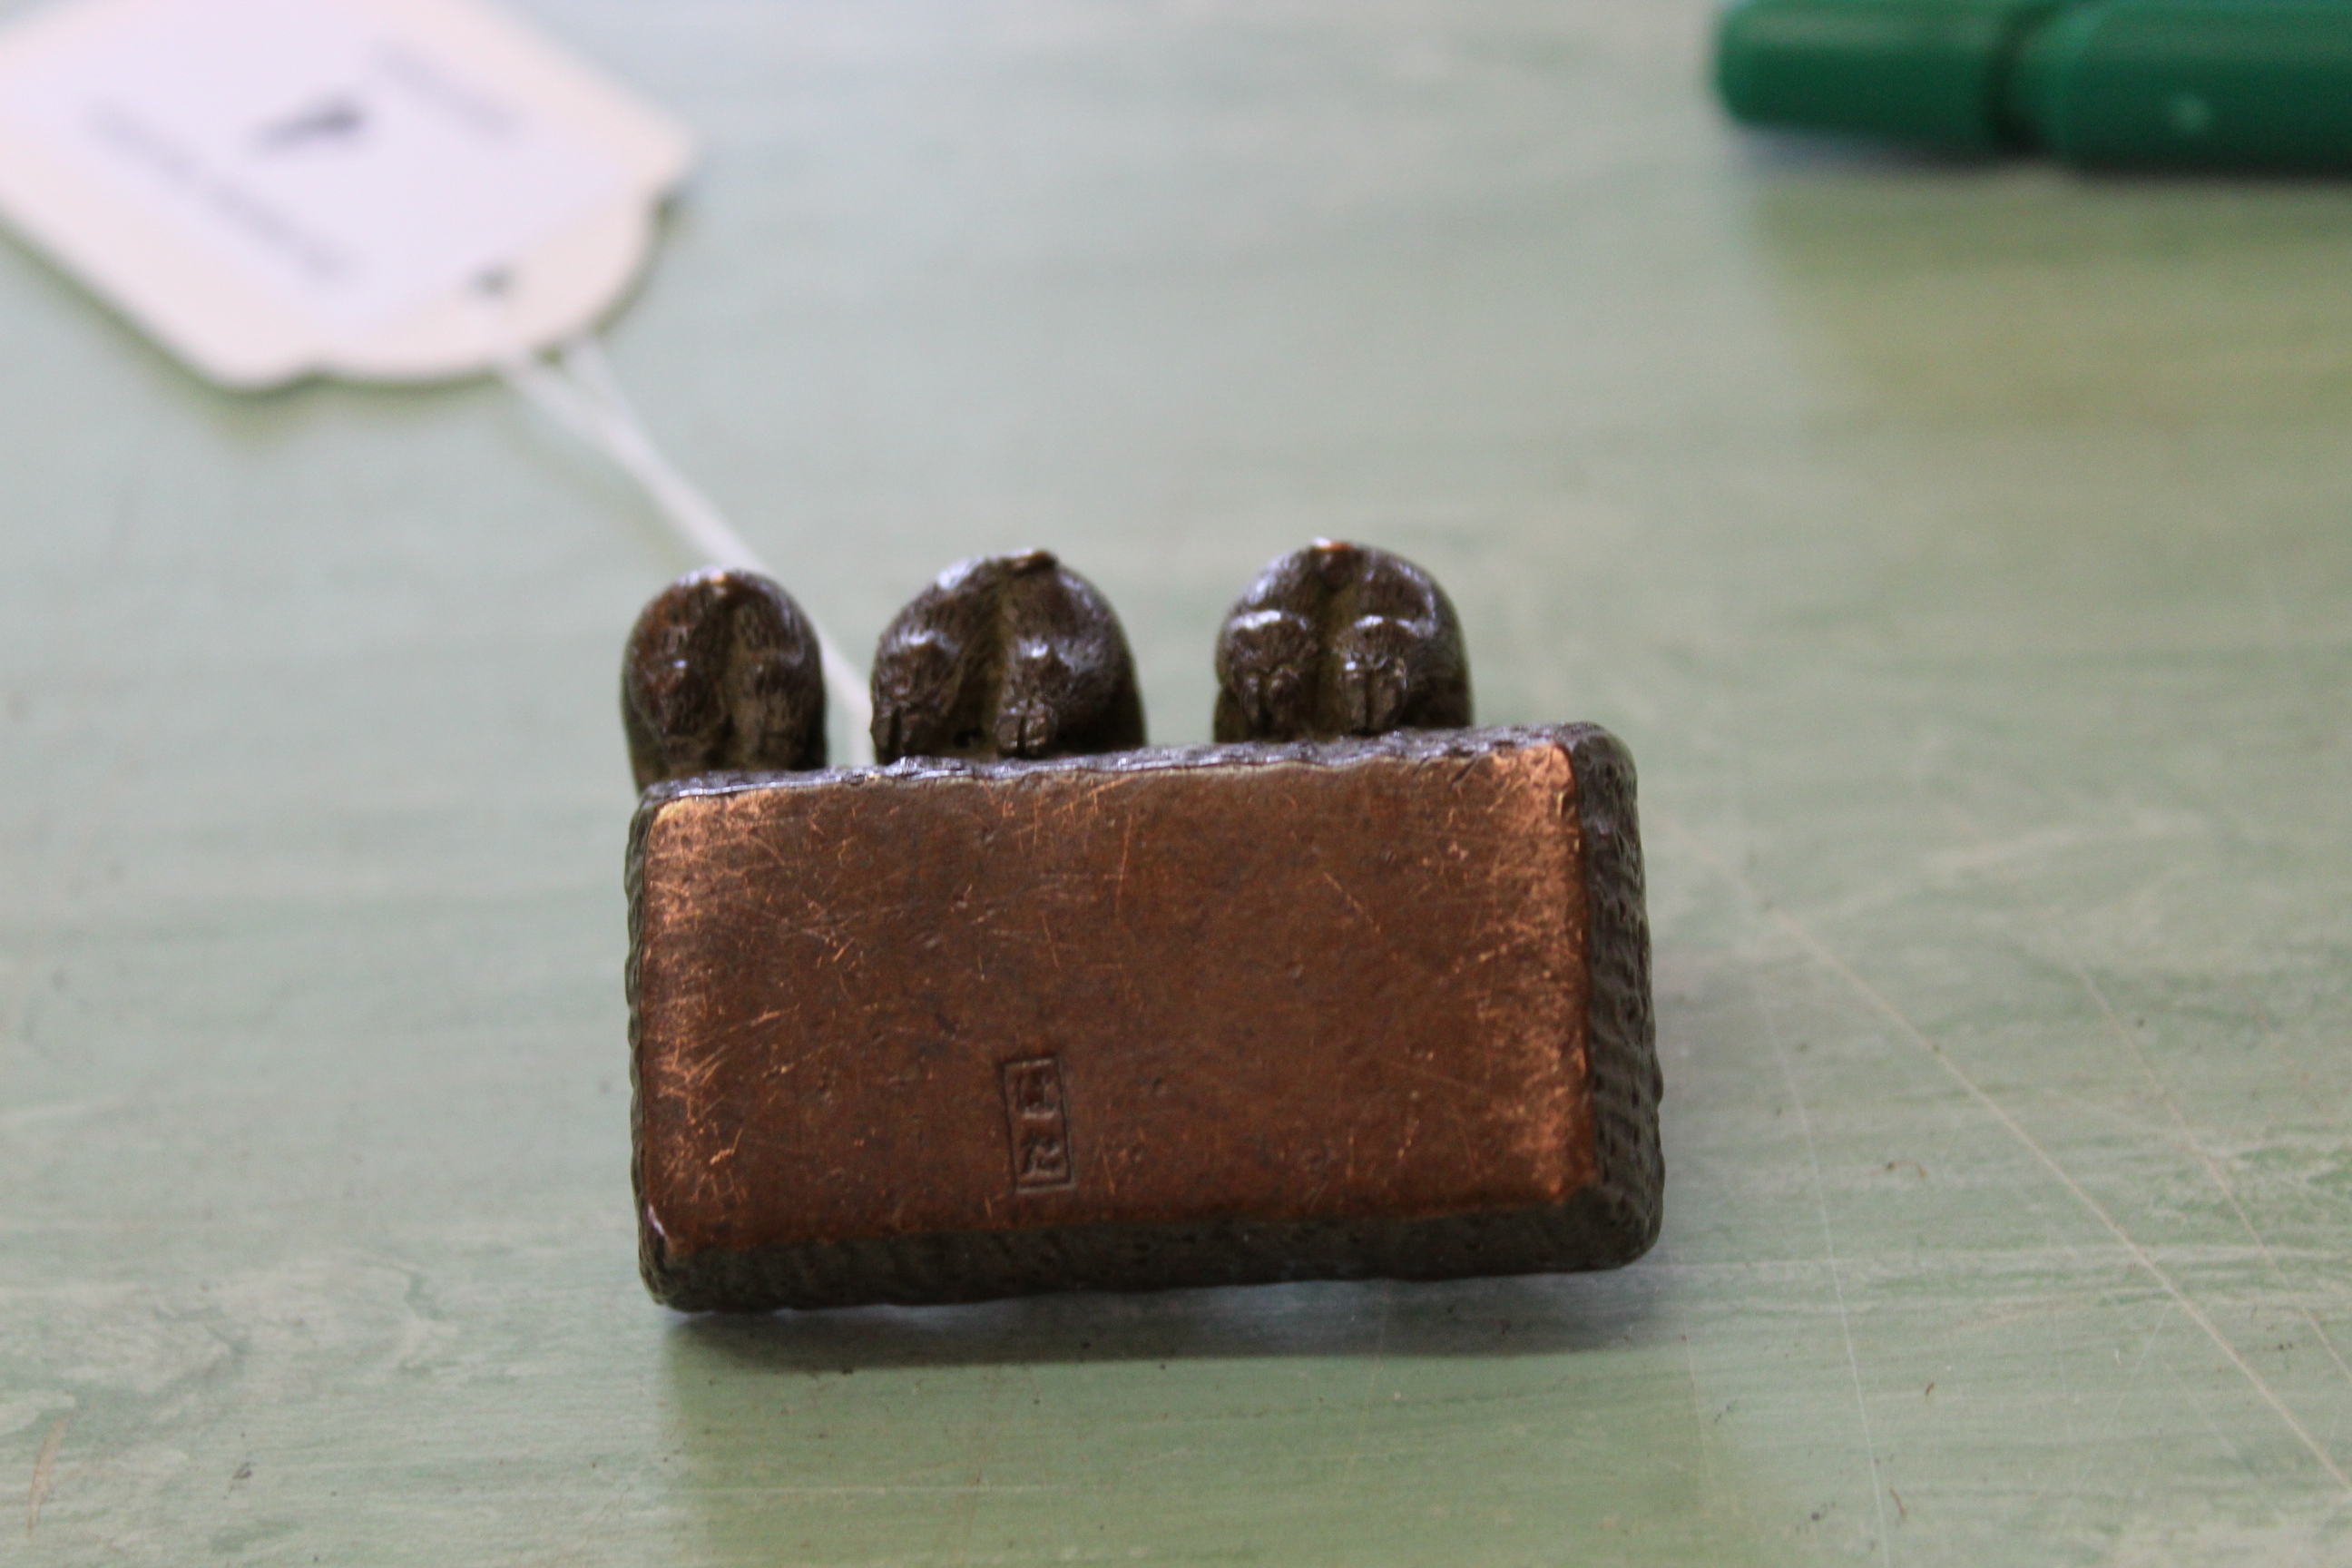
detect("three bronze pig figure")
[622,543,1661,1312]
[623,539,1470,786]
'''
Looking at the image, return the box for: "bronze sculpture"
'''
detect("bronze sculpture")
[622,567,826,789]
[620,544,1661,1312]
[1214,539,1471,742]
[869,551,1144,764]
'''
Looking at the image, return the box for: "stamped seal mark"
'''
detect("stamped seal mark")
[1001,1056,1073,1191]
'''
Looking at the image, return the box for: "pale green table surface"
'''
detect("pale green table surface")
[6,2,2352,1563]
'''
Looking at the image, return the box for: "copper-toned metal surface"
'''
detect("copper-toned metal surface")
[627,724,1659,1311]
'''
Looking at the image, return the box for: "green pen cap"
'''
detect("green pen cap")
[1718,0,2352,169]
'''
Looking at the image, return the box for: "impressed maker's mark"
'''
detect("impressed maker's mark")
[1001,1056,1073,1191]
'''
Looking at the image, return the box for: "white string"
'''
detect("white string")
[496,331,875,766]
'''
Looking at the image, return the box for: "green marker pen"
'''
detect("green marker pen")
[1717,0,2352,169]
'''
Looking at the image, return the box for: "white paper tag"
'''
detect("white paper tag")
[0,0,691,386]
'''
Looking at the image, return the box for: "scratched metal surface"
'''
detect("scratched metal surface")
[5,0,2350,1562]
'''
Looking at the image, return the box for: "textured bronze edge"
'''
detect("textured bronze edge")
[1559,724,1664,1269]
[642,1189,1645,1313]
[625,724,1662,1313]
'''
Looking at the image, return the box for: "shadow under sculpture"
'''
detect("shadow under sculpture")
[622,544,1661,1312]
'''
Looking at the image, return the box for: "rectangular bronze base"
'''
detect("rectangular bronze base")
[627,725,1661,1312]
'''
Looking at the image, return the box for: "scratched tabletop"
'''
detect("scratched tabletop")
[6,1,2352,1563]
